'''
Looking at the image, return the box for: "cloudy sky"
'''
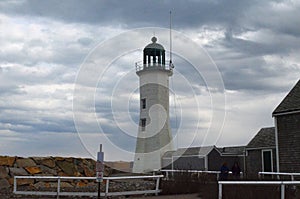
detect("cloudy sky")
[0,0,300,161]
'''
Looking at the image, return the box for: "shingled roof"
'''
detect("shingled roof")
[162,146,215,158]
[246,127,275,149]
[273,79,300,115]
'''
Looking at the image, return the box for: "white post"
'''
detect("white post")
[291,175,294,181]
[155,177,161,196]
[105,179,109,196]
[166,171,169,180]
[281,184,285,199]
[13,176,17,193]
[57,177,61,199]
[218,183,222,199]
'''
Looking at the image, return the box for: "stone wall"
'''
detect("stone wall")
[0,156,102,189]
[0,156,156,196]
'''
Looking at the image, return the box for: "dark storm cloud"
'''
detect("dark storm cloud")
[1,0,300,158]
[0,0,257,27]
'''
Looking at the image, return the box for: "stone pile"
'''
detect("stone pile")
[0,156,103,190]
[0,156,155,195]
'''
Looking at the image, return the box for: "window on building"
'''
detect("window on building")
[262,150,273,172]
[141,98,146,109]
[140,118,146,131]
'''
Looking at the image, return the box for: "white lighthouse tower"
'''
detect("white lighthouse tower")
[133,37,174,173]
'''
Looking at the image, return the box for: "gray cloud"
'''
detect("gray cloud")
[0,0,299,159]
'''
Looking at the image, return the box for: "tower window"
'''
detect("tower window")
[141,98,146,109]
[141,119,146,131]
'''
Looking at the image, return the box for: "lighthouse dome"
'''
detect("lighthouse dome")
[144,37,165,51]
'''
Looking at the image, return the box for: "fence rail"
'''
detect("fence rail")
[14,175,163,198]
[259,171,300,181]
[159,169,243,180]
[218,181,300,199]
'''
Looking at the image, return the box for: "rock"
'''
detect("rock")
[58,171,70,177]
[0,156,15,167]
[75,181,87,187]
[60,182,73,188]
[16,178,34,186]
[0,166,9,178]
[0,178,10,189]
[16,158,36,167]
[33,181,50,189]
[25,166,42,175]
[56,161,76,176]
[65,158,73,162]
[46,182,73,188]
[31,157,44,164]
[54,157,65,161]
[9,167,28,176]
[41,158,56,168]
[84,166,95,177]
[8,177,14,185]
[39,165,57,175]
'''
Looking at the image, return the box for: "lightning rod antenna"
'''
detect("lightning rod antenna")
[169,10,173,66]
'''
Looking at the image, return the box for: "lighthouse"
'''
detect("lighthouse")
[133,37,174,173]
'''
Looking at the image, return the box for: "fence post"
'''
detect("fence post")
[281,184,285,199]
[57,177,61,199]
[166,171,169,180]
[13,176,17,193]
[105,179,109,196]
[155,177,161,196]
[218,183,222,199]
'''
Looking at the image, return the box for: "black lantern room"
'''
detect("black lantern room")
[143,37,165,66]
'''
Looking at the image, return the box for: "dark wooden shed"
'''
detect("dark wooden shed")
[273,79,300,173]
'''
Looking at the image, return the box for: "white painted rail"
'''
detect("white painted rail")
[14,175,163,198]
[259,171,300,181]
[218,181,300,199]
[160,169,243,180]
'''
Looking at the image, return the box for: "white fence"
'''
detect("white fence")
[160,169,242,180]
[14,175,163,198]
[218,181,300,199]
[259,171,300,181]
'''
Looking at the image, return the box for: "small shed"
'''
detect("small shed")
[245,127,277,177]
[162,145,245,171]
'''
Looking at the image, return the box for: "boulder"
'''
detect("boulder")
[8,177,14,185]
[31,157,44,164]
[9,167,28,176]
[47,182,73,188]
[75,181,87,187]
[16,158,36,168]
[0,178,10,189]
[56,161,76,176]
[60,182,73,188]
[38,165,57,176]
[0,156,15,167]
[0,166,9,178]
[25,166,42,175]
[54,157,65,161]
[33,181,50,189]
[40,158,56,168]
[17,178,34,186]
[83,166,95,177]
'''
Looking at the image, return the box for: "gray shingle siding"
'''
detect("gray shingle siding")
[276,113,300,172]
